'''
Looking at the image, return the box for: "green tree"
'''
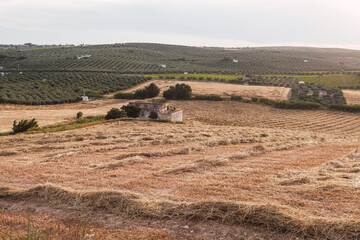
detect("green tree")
[163,83,192,100]
[134,83,160,99]
[105,108,127,120]
[121,105,141,118]
[76,112,83,119]
[13,119,38,134]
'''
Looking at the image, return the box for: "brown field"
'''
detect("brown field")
[343,89,360,104]
[0,99,129,133]
[1,100,360,239]
[121,80,291,100]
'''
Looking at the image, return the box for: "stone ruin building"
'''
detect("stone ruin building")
[128,102,183,122]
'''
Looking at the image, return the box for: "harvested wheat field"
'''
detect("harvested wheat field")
[343,89,360,104]
[0,99,129,133]
[1,101,360,239]
[121,80,291,100]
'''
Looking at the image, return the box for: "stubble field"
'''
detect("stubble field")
[1,100,360,239]
[121,80,292,100]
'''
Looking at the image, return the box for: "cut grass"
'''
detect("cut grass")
[2,184,360,240]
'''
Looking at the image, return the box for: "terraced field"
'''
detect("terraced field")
[1,100,360,239]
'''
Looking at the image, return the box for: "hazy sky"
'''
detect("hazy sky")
[1,0,360,49]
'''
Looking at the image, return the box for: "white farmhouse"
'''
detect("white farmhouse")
[303,60,309,63]
[159,64,167,68]
[233,59,239,63]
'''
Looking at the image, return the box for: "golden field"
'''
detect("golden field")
[343,89,360,104]
[1,100,360,239]
[121,80,292,100]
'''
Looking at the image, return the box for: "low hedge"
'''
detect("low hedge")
[193,95,225,101]
[230,95,243,101]
[114,92,135,99]
[328,104,360,113]
[258,98,322,109]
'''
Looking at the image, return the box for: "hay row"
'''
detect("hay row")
[1,184,360,239]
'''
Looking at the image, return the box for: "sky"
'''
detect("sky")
[1,0,360,49]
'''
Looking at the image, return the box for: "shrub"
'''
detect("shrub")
[230,95,243,101]
[76,112,83,119]
[251,97,259,102]
[258,97,272,105]
[163,83,192,100]
[149,111,158,119]
[114,92,135,99]
[105,108,127,120]
[121,105,141,118]
[13,119,38,134]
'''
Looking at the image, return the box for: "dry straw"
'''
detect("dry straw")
[1,184,360,239]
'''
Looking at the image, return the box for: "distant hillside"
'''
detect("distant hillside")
[1,43,360,74]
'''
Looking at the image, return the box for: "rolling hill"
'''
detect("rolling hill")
[1,43,360,74]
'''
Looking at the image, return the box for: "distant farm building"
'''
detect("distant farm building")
[303,60,309,63]
[184,72,188,74]
[159,64,167,68]
[243,77,251,81]
[0,66,4,70]
[0,72,4,77]
[128,102,182,122]
[299,81,305,84]
[233,59,239,63]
